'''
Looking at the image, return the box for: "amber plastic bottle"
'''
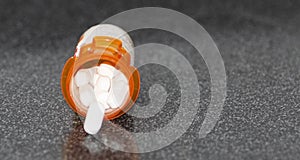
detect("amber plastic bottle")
[61,24,140,120]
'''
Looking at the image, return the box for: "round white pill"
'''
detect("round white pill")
[75,69,91,87]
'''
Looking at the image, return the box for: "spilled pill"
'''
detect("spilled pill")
[84,102,105,135]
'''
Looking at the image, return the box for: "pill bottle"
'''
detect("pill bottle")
[61,24,140,121]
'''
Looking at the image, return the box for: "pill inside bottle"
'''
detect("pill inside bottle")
[61,24,140,134]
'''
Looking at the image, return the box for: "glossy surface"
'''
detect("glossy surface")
[1,0,300,160]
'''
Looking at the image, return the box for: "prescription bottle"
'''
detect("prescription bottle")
[61,24,140,120]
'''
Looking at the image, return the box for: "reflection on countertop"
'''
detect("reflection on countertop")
[63,115,139,160]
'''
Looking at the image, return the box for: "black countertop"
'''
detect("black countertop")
[1,0,300,159]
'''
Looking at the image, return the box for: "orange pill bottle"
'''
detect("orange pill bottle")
[61,24,140,120]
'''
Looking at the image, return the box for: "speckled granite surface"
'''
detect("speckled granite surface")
[1,0,300,160]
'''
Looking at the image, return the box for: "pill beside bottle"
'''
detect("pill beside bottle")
[61,24,140,134]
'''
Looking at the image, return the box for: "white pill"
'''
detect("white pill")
[75,69,91,87]
[103,103,110,109]
[84,102,105,134]
[88,67,100,85]
[95,91,109,104]
[95,76,111,92]
[97,64,116,79]
[79,84,95,107]
[113,69,129,84]
[107,80,129,109]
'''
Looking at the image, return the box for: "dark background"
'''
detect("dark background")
[1,0,300,159]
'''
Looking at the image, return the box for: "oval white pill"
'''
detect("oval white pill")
[107,80,129,109]
[95,76,111,92]
[84,102,105,135]
[95,91,109,104]
[103,103,110,109]
[97,64,116,79]
[113,69,128,84]
[88,67,100,85]
[79,84,95,107]
[75,69,91,87]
